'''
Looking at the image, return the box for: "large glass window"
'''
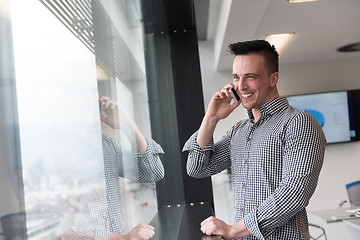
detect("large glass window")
[1,0,166,239]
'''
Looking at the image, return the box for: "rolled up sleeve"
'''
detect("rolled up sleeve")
[183,129,233,178]
[137,137,165,182]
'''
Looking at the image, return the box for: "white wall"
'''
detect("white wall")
[198,40,360,239]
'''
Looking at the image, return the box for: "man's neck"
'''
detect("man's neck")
[251,89,280,122]
[252,109,261,123]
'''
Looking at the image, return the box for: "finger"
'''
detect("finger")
[138,223,155,230]
[139,234,150,240]
[200,216,216,224]
[139,224,155,236]
[220,88,231,97]
[201,216,216,226]
[200,221,211,233]
[148,230,155,238]
[224,83,234,91]
[200,218,209,227]
[201,224,216,236]
[104,100,114,109]
[215,90,229,99]
[225,83,235,89]
[201,217,220,236]
[140,229,155,239]
[205,227,215,236]
[143,227,155,235]
[214,90,224,98]
[145,225,155,231]
[99,96,110,101]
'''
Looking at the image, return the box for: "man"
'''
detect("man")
[100,96,164,240]
[183,40,326,239]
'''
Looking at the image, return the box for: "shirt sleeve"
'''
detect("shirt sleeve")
[102,135,164,183]
[243,112,326,239]
[136,137,165,182]
[182,127,235,178]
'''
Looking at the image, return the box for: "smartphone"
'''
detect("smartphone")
[99,100,107,111]
[229,88,240,103]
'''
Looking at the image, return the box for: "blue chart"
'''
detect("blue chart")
[304,109,325,127]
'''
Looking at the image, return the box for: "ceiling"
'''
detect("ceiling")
[194,0,360,71]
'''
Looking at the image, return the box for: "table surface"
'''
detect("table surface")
[344,218,360,228]
[149,202,222,240]
[310,207,360,223]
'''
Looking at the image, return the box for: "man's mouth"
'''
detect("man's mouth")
[241,93,254,98]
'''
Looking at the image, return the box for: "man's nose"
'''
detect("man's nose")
[234,79,247,91]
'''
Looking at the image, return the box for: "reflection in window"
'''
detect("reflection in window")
[93,0,165,237]
[12,0,107,238]
[5,0,165,239]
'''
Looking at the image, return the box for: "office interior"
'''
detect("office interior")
[0,0,360,239]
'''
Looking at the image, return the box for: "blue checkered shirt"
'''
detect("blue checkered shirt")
[183,97,326,239]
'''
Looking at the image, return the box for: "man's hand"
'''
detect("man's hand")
[200,216,252,240]
[99,96,132,129]
[196,84,241,149]
[99,96,148,154]
[125,223,155,240]
[206,84,241,122]
[109,223,155,240]
[99,96,120,129]
[200,216,233,240]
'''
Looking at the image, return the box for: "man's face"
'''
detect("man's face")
[232,54,278,111]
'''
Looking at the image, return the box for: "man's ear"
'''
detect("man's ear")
[270,72,279,87]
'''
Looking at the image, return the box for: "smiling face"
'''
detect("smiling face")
[232,54,279,117]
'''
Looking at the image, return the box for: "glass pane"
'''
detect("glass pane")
[93,0,165,236]
[2,0,165,239]
[11,0,109,238]
[0,0,27,239]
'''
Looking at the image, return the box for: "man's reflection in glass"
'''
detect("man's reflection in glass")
[99,96,164,240]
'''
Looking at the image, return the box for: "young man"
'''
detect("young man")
[183,40,326,239]
[100,96,164,240]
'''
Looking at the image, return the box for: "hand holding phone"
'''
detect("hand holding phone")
[229,88,240,104]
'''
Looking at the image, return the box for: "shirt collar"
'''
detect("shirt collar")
[247,97,289,120]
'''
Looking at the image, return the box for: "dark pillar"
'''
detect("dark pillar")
[142,0,214,208]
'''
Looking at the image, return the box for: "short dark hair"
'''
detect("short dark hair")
[227,40,279,74]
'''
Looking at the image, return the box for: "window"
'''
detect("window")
[1,0,165,238]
